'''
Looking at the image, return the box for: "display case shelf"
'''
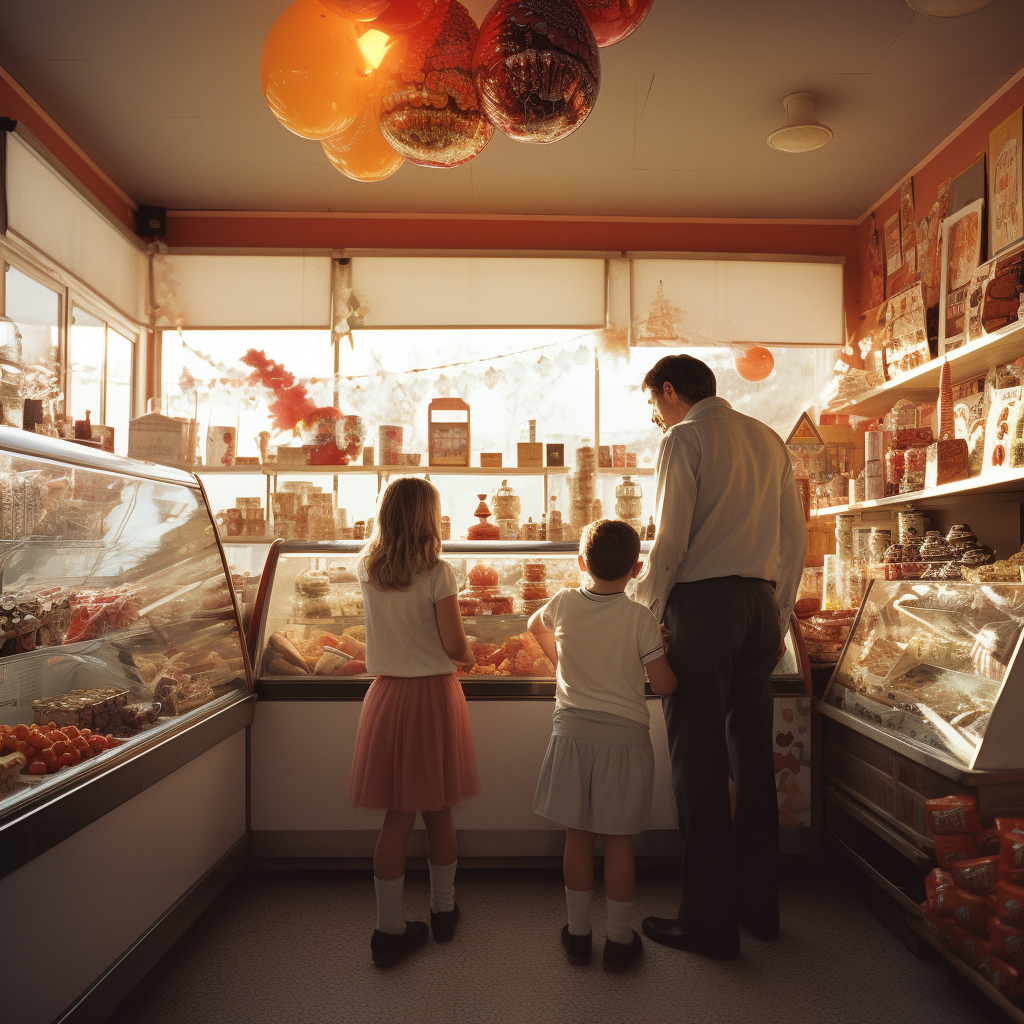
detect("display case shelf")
[829,318,1024,418]
[197,464,571,477]
[811,466,1024,517]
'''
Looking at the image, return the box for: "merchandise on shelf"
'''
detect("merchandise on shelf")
[468,493,500,541]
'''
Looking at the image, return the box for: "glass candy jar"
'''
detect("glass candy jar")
[492,479,521,541]
[614,475,643,534]
[901,447,927,493]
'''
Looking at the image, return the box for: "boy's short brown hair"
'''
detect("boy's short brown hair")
[579,519,641,582]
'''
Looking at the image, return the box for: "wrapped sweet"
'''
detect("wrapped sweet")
[468,563,499,588]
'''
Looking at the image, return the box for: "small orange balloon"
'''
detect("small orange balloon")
[322,101,405,181]
[734,346,775,382]
[316,0,389,19]
[261,0,373,140]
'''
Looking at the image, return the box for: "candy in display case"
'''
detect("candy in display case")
[0,430,253,817]
[822,580,1024,771]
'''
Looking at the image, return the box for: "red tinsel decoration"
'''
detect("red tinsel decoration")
[241,349,341,432]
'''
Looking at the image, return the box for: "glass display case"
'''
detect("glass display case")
[822,580,1024,772]
[0,429,253,820]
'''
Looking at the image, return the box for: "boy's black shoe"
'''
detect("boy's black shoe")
[602,929,643,973]
[561,923,592,966]
[431,902,460,943]
[641,917,740,960]
[370,921,429,967]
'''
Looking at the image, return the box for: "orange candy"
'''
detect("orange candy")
[322,100,405,182]
[261,0,374,140]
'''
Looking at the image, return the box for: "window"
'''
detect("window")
[3,263,61,429]
[69,305,135,455]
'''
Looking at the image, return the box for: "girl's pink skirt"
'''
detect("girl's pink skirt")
[348,673,480,813]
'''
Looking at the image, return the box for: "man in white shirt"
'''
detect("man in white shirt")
[633,354,807,961]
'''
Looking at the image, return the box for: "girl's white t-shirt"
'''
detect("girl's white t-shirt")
[541,588,665,726]
[357,556,460,678]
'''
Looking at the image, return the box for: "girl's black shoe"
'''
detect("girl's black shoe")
[561,923,592,966]
[602,929,642,973]
[370,921,429,967]
[431,902,460,943]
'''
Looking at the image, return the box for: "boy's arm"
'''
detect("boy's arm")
[646,654,677,696]
[528,607,558,668]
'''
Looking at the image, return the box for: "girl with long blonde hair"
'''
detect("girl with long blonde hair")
[349,476,478,967]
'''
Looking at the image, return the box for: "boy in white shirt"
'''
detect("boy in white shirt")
[529,520,676,973]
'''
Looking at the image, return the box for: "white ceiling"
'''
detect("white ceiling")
[1,0,1023,220]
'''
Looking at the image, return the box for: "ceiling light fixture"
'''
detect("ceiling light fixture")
[905,0,996,16]
[767,92,832,153]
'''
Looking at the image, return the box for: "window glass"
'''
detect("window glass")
[4,265,60,373]
[106,328,134,456]
[69,306,104,426]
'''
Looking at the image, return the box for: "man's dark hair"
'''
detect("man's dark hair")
[579,519,641,583]
[641,354,717,404]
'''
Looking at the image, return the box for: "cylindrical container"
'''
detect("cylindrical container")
[834,514,856,560]
[852,526,874,564]
[898,510,926,545]
[849,476,866,505]
[378,425,403,466]
[868,527,892,563]
[362,446,374,466]
[884,449,905,497]
[864,473,884,501]
[901,447,927,493]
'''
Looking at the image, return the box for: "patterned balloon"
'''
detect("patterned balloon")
[375,0,494,168]
[576,0,653,47]
[734,347,775,383]
[322,100,405,181]
[261,0,373,140]
[473,0,601,144]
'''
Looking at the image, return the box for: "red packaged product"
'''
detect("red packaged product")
[1009,870,1024,886]
[1000,828,1024,874]
[934,833,978,868]
[467,564,499,588]
[988,956,1020,998]
[523,562,546,582]
[976,828,1002,857]
[953,926,992,973]
[989,917,1024,968]
[925,794,983,835]
[950,888,997,936]
[997,818,1024,832]
[921,902,959,948]
[925,868,956,917]
[996,879,1024,926]
[949,857,1000,893]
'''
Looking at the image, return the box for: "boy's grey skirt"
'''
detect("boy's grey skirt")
[533,706,654,836]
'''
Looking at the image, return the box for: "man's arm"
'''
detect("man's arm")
[774,461,809,636]
[632,430,697,619]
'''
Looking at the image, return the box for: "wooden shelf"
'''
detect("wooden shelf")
[201,464,572,477]
[830,319,1024,419]
[811,468,1024,517]
[597,466,655,477]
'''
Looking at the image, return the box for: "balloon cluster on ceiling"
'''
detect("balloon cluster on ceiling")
[260,0,655,181]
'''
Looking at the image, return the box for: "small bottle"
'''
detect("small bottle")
[645,516,656,540]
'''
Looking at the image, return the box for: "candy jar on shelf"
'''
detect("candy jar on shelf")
[492,479,521,541]
[614,475,643,534]
[467,493,500,540]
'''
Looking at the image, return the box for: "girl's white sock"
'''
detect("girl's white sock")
[605,897,634,945]
[428,859,457,913]
[565,886,593,936]
[374,874,406,935]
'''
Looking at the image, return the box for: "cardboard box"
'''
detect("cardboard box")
[128,412,192,466]
[428,399,470,467]
[517,442,543,468]
[546,444,564,467]
[480,453,503,468]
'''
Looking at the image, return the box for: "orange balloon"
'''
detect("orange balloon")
[316,0,390,18]
[734,346,775,382]
[322,101,405,181]
[261,0,374,140]
[318,0,439,30]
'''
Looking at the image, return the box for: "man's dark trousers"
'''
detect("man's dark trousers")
[661,576,782,942]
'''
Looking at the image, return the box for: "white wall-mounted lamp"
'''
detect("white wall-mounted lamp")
[767,92,833,153]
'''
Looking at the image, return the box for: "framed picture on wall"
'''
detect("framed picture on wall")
[940,198,985,354]
[989,106,1024,258]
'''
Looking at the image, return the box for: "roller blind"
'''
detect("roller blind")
[161,254,332,327]
[631,258,844,347]
[5,133,148,324]
[350,256,607,327]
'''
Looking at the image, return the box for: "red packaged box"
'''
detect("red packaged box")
[977,828,1002,857]
[996,879,1024,926]
[1000,829,1024,874]
[950,888,997,936]
[988,955,1020,999]
[925,868,956,916]
[953,927,992,973]
[989,917,1024,968]
[921,902,959,947]
[997,818,1024,832]
[935,833,978,868]
[949,857,1000,893]
[925,794,983,835]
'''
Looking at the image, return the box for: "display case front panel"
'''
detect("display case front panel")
[0,433,252,819]
[822,580,1024,771]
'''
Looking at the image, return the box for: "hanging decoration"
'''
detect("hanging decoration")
[576,0,653,46]
[473,0,601,144]
[733,346,775,382]
[260,0,373,140]
[375,0,493,167]
[322,101,405,181]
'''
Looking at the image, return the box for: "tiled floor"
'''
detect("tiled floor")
[107,865,1007,1024]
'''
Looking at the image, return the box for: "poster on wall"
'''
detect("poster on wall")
[866,214,885,307]
[989,106,1024,258]
[921,179,951,309]
[940,198,985,354]
[950,154,986,216]
[900,177,917,280]
[884,211,903,293]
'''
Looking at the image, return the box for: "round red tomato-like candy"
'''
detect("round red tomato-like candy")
[576,0,653,47]
[63,726,80,739]
[27,760,47,775]
[734,346,775,382]
[39,747,58,767]
[13,724,30,742]
[474,0,601,144]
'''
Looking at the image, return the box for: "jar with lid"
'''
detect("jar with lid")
[614,475,643,533]
[492,479,521,541]
[868,527,891,563]
[901,447,927,492]
[884,449,905,497]
[834,514,856,560]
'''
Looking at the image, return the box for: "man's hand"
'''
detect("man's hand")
[660,624,671,653]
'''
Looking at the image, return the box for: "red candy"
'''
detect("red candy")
[949,857,1000,893]
[925,794,983,835]
[996,879,1024,926]
[949,888,997,937]
[989,917,1024,968]
[934,833,977,868]
[988,955,1020,998]
[953,926,992,972]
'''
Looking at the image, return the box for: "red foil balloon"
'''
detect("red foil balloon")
[376,0,493,168]
[576,0,653,47]
[473,0,601,144]
[734,347,775,382]
[322,100,405,181]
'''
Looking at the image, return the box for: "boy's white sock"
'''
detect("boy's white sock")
[606,897,634,945]
[565,886,593,936]
[374,874,406,935]
[428,859,457,913]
